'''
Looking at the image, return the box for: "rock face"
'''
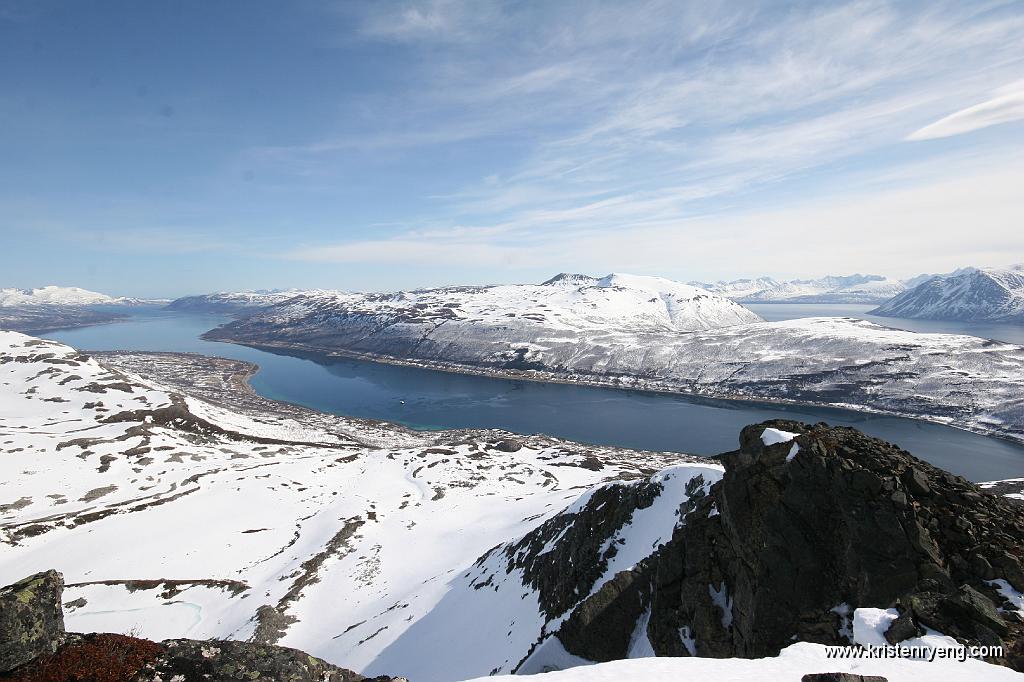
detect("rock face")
[523,421,1024,670]
[0,572,405,681]
[0,570,65,673]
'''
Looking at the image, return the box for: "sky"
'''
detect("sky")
[1,0,1023,297]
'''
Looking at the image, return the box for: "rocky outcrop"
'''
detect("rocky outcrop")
[0,571,65,673]
[536,421,1024,670]
[0,571,406,681]
[134,640,400,682]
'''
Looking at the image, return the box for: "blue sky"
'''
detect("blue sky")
[1,0,1023,297]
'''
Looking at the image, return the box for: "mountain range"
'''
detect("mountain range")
[173,273,763,333]
[872,265,1024,322]
[689,273,908,303]
[196,274,1024,443]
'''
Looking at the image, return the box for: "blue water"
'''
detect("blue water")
[43,309,1024,482]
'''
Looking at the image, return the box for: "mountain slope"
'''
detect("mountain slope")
[0,331,698,680]
[692,274,907,303]
[871,266,1024,322]
[165,289,315,314]
[0,285,154,306]
[172,274,761,331]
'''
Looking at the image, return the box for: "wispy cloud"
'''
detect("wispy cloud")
[908,81,1024,140]
[242,1,1024,281]
[283,154,1024,279]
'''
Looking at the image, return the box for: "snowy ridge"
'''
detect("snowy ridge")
[871,265,1024,322]
[691,273,908,303]
[182,273,761,332]
[165,288,320,313]
[0,285,156,306]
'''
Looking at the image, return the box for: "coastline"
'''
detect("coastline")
[201,333,1024,449]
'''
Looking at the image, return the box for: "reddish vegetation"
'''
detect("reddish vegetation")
[5,634,164,682]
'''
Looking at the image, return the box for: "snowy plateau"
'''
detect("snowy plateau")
[196,273,1024,444]
[2,332,1024,681]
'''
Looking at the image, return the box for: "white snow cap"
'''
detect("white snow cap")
[760,427,801,446]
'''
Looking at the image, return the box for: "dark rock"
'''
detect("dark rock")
[0,570,65,673]
[902,467,930,496]
[949,584,1008,637]
[519,420,1024,670]
[556,568,648,662]
[494,438,523,452]
[133,639,404,682]
[883,610,920,644]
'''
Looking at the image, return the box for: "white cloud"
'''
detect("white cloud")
[907,82,1024,140]
[282,155,1024,280]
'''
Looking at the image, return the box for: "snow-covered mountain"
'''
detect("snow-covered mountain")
[171,274,761,331]
[871,265,1024,322]
[165,289,321,314]
[1,334,1021,680]
[208,295,1024,443]
[691,273,907,303]
[0,285,155,306]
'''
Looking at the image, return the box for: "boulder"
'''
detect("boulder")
[0,570,65,673]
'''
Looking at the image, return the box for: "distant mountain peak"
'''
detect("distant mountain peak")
[872,265,1024,322]
[541,273,599,286]
[0,285,156,307]
[690,274,907,304]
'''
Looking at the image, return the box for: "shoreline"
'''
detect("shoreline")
[201,334,1024,449]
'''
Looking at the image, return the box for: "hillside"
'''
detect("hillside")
[170,273,762,332]
[871,266,1024,322]
[0,331,695,679]
[0,286,155,307]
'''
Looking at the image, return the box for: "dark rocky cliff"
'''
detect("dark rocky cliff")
[522,421,1024,670]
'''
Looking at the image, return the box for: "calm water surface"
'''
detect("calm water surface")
[43,309,1024,482]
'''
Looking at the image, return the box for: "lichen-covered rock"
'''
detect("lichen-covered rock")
[0,570,65,673]
[131,639,405,682]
